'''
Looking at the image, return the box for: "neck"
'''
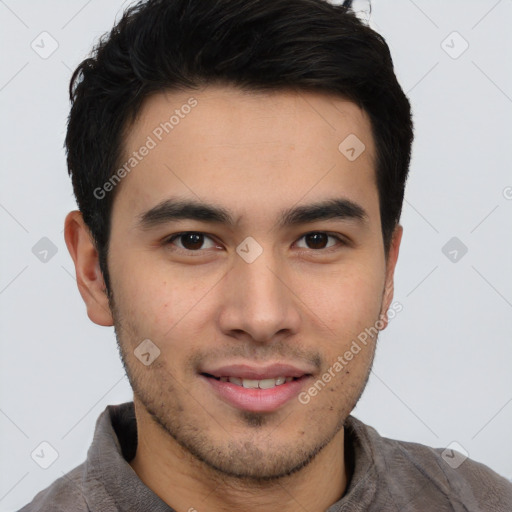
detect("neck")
[129,399,349,512]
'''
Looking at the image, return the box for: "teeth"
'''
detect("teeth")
[224,376,292,389]
[242,379,259,389]
[259,378,278,389]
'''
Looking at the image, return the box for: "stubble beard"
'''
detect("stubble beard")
[108,290,377,483]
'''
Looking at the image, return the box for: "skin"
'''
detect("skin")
[64,85,402,512]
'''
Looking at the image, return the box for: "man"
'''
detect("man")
[19,0,512,510]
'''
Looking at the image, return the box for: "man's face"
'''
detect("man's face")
[104,85,400,480]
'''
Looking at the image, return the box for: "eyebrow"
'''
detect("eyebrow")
[136,197,369,231]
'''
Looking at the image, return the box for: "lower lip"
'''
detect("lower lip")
[201,375,311,413]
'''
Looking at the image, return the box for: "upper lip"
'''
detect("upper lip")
[200,363,314,380]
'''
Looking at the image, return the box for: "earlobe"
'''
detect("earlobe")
[379,224,403,330]
[64,210,114,327]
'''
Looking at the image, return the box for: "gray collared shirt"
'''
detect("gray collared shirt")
[19,401,512,511]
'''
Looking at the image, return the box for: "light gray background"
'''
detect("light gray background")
[1,0,511,510]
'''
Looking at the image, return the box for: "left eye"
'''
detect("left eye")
[165,231,344,252]
[295,232,343,250]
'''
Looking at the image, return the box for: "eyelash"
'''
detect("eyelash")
[163,231,347,255]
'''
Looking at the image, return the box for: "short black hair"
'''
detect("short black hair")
[65,0,413,296]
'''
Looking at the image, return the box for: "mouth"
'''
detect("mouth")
[202,373,304,389]
[199,371,313,413]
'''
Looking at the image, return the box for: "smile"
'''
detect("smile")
[200,373,312,413]
[204,374,298,389]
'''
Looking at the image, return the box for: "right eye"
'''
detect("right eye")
[164,232,220,253]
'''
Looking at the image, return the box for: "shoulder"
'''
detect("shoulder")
[404,439,512,509]
[347,416,512,510]
[17,463,90,512]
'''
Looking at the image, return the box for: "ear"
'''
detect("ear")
[378,224,403,330]
[64,210,114,326]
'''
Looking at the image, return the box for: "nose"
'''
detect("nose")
[217,247,301,344]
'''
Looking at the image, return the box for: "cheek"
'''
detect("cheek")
[111,238,385,347]
[112,254,218,349]
[299,261,385,332]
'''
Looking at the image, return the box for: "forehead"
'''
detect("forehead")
[114,85,378,230]
[125,85,373,153]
